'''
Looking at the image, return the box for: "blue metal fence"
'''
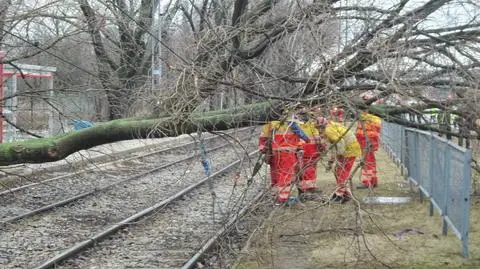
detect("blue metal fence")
[380,122,405,165]
[381,122,472,257]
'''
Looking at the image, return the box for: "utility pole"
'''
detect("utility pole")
[151,0,162,93]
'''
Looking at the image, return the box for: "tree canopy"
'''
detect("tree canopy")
[0,0,479,165]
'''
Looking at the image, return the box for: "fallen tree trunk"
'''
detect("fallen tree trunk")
[0,102,277,166]
[0,101,477,166]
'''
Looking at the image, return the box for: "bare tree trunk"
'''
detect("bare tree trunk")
[0,0,10,43]
[79,0,154,119]
[0,102,276,165]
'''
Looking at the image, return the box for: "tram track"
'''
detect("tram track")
[0,127,253,194]
[0,133,260,268]
[0,137,249,225]
[39,150,265,269]
[0,128,256,222]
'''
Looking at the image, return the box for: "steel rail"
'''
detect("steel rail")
[33,150,260,269]
[0,135,255,225]
[181,186,265,269]
[0,127,254,197]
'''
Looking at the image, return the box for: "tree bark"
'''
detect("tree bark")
[0,102,276,166]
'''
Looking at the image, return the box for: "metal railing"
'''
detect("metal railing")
[381,122,472,257]
[380,121,405,165]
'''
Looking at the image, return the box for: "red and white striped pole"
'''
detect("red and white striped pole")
[0,51,6,143]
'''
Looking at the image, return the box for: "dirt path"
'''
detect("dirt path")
[234,149,480,269]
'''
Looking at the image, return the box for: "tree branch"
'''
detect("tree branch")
[79,0,119,80]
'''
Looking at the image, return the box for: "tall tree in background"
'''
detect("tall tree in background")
[78,0,158,119]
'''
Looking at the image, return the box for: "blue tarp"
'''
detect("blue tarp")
[72,120,95,130]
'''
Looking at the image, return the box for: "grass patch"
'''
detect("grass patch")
[235,149,480,269]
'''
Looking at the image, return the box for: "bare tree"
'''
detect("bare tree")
[0,0,479,165]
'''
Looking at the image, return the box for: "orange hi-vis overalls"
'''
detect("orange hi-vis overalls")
[298,122,326,192]
[356,112,382,187]
[324,121,361,197]
[258,121,305,202]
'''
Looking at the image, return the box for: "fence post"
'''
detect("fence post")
[461,148,472,257]
[442,143,451,236]
[429,134,435,216]
[414,132,424,203]
[403,128,409,182]
[397,124,401,165]
[402,126,408,179]
[406,130,415,191]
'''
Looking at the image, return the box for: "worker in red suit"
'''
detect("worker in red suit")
[296,108,327,198]
[355,111,382,188]
[316,116,361,203]
[258,110,310,205]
